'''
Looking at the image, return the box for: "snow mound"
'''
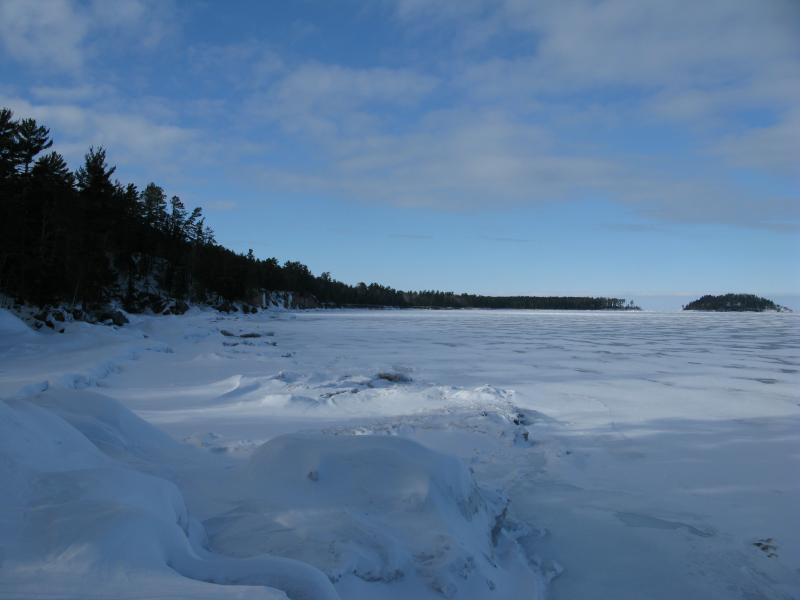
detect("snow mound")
[207,433,545,598]
[0,395,339,600]
[0,308,34,338]
[32,389,182,463]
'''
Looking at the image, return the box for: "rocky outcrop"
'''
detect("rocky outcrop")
[263,291,320,310]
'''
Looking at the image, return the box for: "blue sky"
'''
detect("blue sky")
[1,0,798,305]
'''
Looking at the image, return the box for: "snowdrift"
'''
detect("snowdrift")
[0,386,543,599]
[0,308,35,339]
[0,393,336,600]
[207,433,542,598]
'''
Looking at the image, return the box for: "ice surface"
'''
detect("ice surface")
[1,308,798,599]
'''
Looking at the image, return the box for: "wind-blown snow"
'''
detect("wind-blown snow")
[1,308,798,599]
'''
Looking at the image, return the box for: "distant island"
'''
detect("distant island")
[683,294,786,312]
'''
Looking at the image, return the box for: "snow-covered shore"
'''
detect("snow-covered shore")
[1,308,798,599]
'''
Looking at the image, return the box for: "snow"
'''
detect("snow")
[0,308,35,338]
[1,308,798,599]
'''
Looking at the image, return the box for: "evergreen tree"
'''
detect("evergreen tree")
[16,118,53,174]
[140,182,167,232]
[73,147,117,303]
[0,108,20,180]
[168,195,187,239]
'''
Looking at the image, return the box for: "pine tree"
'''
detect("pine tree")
[31,151,73,186]
[76,147,116,196]
[25,152,76,303]
[168,195,187,239]
[16,118,53,175]
[0,108,20,180]
[140,183,167,232]
[73,147,117,303]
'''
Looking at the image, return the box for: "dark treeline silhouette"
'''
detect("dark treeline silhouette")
[0,108,636,312]
[683,294,781,312]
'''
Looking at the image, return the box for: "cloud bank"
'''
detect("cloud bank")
[1,0,797,230]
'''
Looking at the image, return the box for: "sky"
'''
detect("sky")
[1,0,798,306]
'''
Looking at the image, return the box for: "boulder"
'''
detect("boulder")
[150,297,167,314]
[376,371,413,383]
[216,301,238,313]
[98,310,129,327]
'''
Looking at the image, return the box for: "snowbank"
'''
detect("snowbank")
[207,433,543,598]
[0,387,543,600]
[0,308,34,338]
[0,393,337,600]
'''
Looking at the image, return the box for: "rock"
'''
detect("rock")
[32,310,56,330]
[151,298,167,314]
[98,309,129,327]
[172,300,190,315]
[216,301,237,313]
[123,301,140,314]
[290,293,321,309]
[123,294,146,314]
[376,371,413,383]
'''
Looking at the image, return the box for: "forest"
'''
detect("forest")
[683,294,781,312]
[0,107,637,312]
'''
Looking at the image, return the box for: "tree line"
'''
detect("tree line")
[683,294,780,312]
[0,107,637,311]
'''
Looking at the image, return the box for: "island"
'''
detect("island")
[683,293,785,312]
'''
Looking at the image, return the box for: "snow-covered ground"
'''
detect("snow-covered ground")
[1,308,798,599]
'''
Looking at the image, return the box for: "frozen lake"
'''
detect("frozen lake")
[1,309,798,599]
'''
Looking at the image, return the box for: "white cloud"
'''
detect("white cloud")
[333,0,800,226]
[188,41,285,89]
[0,0,88,70]
[0,0,175,72]
[249,62,438,138]
[3,1,796,231]
[1,95,197,173]
[714,110,800,175]
[90,0,176,49]
[30,83,114,103]
[245,97,799,230]
[249,107,621,209]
